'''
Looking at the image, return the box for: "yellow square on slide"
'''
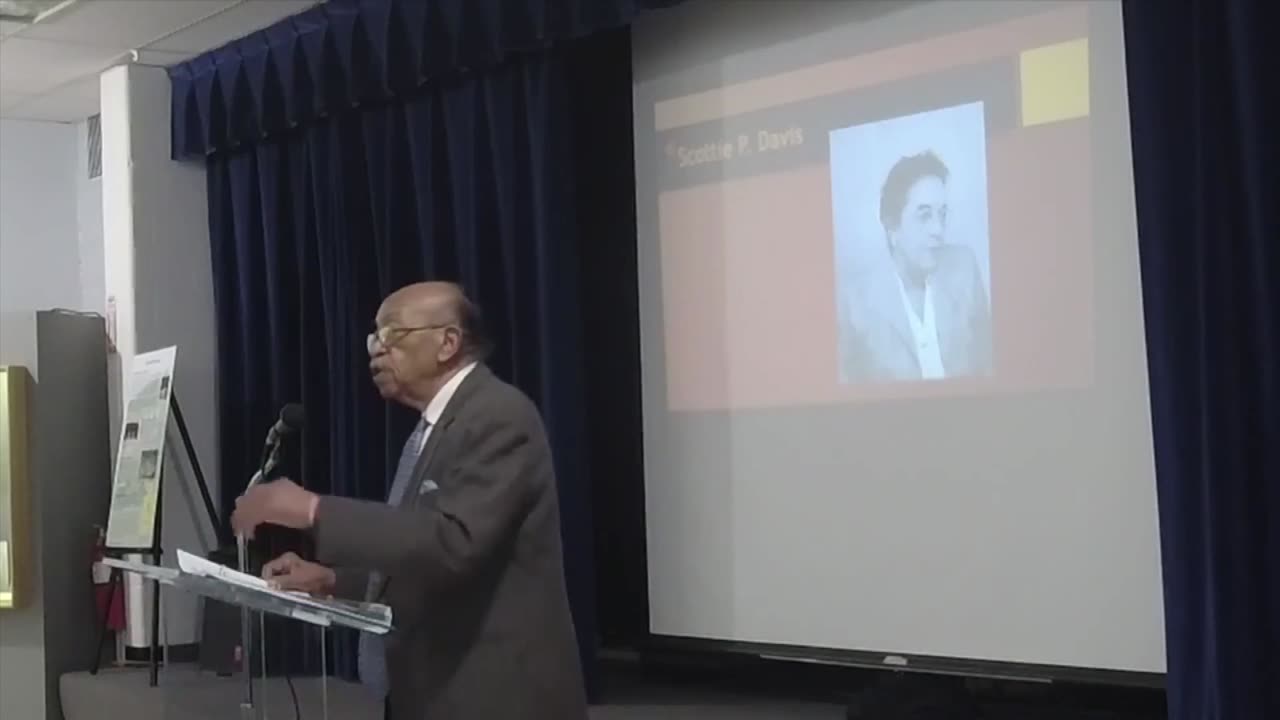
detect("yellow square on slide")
[1020,38,1090,126]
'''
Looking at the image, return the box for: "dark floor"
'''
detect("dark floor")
[594,675,844,718]
[591,682,1164,720]
[62,660,1166,720]
[63,666,845,720]
[593,655,1167,720]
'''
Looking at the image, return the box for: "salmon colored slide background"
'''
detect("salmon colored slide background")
[653,7,1096,412]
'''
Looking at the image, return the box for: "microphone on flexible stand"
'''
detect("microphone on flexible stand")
[266,402,306,447]
[255,403,306,485]
[237,403,305,716]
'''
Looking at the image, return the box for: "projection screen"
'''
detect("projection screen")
[631,0,1165,675]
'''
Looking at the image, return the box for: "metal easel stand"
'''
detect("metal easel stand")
[91,394,225,685]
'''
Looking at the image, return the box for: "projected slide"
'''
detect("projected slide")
[634,0,1164,675]
[649,6,1095,411]
[831,104,992,384]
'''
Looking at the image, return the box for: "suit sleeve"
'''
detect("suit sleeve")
[311,414,535,587]
[967,253,994,374]
[331,567,368,601]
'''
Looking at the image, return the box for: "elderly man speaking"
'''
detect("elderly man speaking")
[231,282,587,720]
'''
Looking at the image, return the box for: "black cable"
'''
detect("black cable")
[264,598,303,720]
[258,431,303,719]
[249,491,302,720]
[269,534,302,720]
[285,669,302,720]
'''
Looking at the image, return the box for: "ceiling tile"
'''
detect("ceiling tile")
[147,0,319,53]
[18,0,237,48]
[0,90,35,111]
[0,36,122,95]
[1,19,28,37]
[0,74,98,122]
[0,0,66,21]
[0,0,324,121]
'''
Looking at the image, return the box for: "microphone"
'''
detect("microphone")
[237,403,304,709]
[264,403,306,449]
[250,404,305,490]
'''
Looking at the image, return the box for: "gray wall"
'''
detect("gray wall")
[0,120,82,317]
[0,312,112,720]
[0,116,83,720]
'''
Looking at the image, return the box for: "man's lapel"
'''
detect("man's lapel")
[410,416,452,491]
[406,364,491,500]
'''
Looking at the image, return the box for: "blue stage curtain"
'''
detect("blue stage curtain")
[181,0,684,692]
[203,45,603,684]
[1123,1,1279,718]
[169,0,680,160]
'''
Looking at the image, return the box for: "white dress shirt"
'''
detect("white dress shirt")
[417,361,477,452]
[895,273,946,380]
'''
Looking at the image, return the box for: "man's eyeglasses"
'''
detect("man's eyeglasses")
[366,324,450,354]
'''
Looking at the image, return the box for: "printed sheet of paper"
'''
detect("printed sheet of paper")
[175,550,393,634]
[176,548,269,591]
[105,347,177,549]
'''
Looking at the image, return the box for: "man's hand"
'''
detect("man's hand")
[261,552,336,596]
[231,478,319,539]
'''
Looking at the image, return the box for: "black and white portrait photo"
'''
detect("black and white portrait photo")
[830,101,994,384]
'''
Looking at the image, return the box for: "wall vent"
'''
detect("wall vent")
[86,113,101,179]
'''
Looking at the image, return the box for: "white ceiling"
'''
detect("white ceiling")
[0,0,322,123]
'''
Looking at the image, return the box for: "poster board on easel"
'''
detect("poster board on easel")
[92,343,224,682]
[104,346,177,552]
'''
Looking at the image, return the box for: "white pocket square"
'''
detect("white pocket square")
[419,479,439,495]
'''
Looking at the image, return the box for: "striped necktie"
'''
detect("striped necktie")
[358,419,427,697]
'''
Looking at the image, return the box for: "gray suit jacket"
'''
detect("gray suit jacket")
[314,364,587,720]
[839,244,992,382]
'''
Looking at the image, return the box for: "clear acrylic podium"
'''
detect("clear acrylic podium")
[104,557,391,720]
